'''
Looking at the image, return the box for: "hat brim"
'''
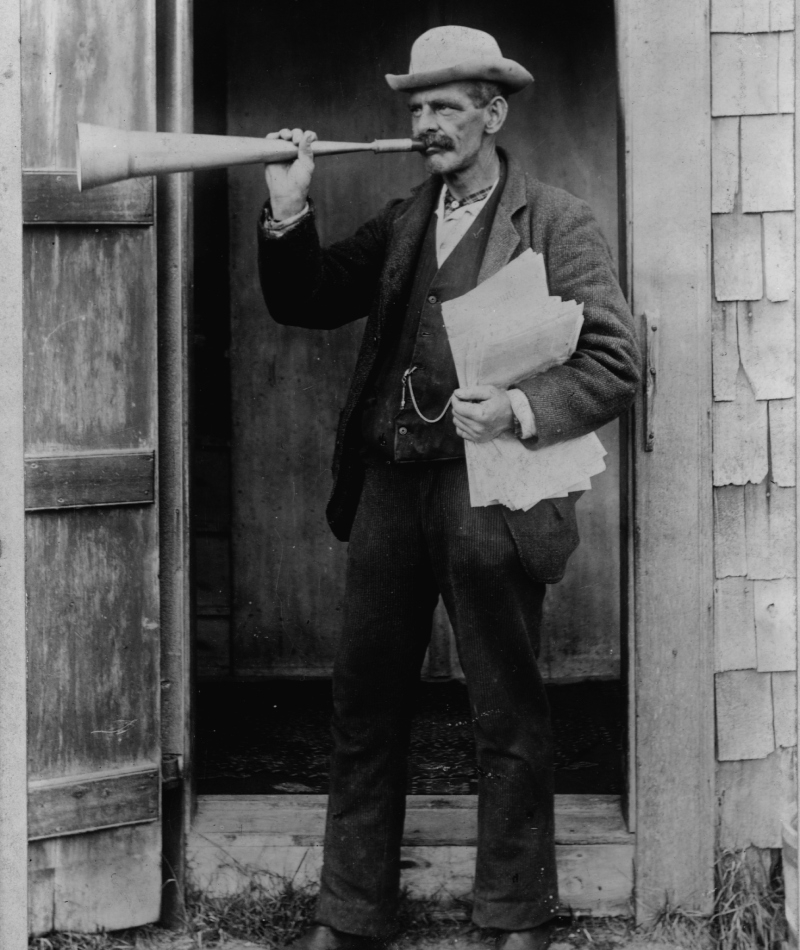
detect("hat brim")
[385,57,533,93]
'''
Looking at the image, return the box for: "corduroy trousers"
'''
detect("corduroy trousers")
[316,459,558,936]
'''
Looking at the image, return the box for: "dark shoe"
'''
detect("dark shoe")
[496,926,553,950]
[285,924,384,950]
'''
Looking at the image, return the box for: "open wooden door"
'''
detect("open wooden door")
[22,1,163,933]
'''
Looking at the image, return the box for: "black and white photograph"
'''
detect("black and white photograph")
[0,2,797,949]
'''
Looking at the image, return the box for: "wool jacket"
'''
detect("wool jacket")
[258,149,641,583]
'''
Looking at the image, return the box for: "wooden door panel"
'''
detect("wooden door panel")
[24,228,156,455]
[21,0,154,169]
[22,0,161,933]
[228,0,623,680]
[26,508,158,782]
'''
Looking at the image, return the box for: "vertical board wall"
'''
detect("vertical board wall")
[225,0,624,681]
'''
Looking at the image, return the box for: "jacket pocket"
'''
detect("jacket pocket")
[501,492,582,584]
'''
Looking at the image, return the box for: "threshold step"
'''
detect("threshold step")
[189,794,634,916]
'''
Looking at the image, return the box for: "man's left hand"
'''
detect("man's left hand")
[452,386,514,443]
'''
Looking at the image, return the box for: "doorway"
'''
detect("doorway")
[189,0,631,906]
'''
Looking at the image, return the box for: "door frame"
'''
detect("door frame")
[616,0,715,919]
[0,0,29,943]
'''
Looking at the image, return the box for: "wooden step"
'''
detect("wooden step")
[188,794,634,916]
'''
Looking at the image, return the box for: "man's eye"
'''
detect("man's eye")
[436,107,456,116]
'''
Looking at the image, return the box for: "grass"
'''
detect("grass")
[27,848,792,950]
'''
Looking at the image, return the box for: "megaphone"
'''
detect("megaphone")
[76,123,425,191]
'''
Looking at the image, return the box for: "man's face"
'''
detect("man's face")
[408,82,491,176]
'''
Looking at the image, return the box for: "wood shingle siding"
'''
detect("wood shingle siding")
[737,299,795,399]
[712,117,740,213]
[713,213,764,300]
[744,481,797,578]
[772,671,798,746]
[715,577,757,671]
[717,748,797,848]
[740,114,794,211]
[763,211,794,301]
[711,33,781,116]
[768,398,796,485]
[714,485,749,577]
[713,372,769,485]
[712,301,741,400]
[754,578,797,671]
[716,669,776,760]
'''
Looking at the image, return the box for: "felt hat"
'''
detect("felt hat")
[386,26,533,93]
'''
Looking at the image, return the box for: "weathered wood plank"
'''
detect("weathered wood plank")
[0,0,28,942]
[712,300,740,401]
[754,578,797,672]
[763,212,794,302]
[744,481,796,579]
[710,0,770,31]
[26,506,159,781]
[715,577,756,672]
[772,671,798,747]
[711,118,739,214]
[24,451,155,510]
[22,172,154,226]
[187,838,634,916]
[27,823,161,935]
[738,299,795,400]
[741,115,794,212]
[21,0,156,168]
[608,0,715,915]
[769,399,796,487]
[27,767,159,840]
[194,794,630,846]
[717,748,796,849]
[772,0,795,31]
[715,669,775,761]
[711,33,780,117]
[712,213,763,301]
[24,228,157,455]
[189,795,634,915]
[778,30,795,113]
[714,485,748,577]
[712,371,769,486]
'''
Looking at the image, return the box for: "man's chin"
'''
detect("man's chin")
[422,150,456,174]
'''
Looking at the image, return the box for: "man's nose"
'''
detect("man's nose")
[413,106,439,134]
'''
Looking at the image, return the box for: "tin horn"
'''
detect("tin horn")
[76,123,425,191]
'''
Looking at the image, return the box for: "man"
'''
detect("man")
[258,25,640,950]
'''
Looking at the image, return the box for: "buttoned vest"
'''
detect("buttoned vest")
[361,170,506,462]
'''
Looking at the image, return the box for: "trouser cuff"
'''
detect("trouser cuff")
[316,893,396,938]
[471,896,560,931]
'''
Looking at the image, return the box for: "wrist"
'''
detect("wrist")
[270,197,307,221]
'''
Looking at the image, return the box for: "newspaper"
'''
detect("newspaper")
[441,248,607,510]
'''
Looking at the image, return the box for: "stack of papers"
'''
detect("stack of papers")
[442,249,607,510]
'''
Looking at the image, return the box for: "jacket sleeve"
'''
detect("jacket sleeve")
[257,200,402,330]
[513,196,641,447]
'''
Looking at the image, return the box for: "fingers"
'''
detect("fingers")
[453,385,495,402]
[452,394,485,423]
[266,128,318,144]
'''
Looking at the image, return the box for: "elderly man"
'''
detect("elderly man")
[258,25,639,950]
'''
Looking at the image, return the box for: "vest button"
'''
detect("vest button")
[398,426,408,435]
[427,294,438,304]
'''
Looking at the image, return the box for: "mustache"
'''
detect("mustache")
[418,134,455,151]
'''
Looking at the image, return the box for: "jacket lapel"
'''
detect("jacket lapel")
[377,176,440,333]
[477,150,530,284]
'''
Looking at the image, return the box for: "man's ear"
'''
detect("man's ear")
[485,96,509,136]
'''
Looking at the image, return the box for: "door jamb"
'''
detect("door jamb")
[0,0,28,943]
[156,0,194,927]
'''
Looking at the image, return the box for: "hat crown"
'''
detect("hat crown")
[409,26,503,75]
